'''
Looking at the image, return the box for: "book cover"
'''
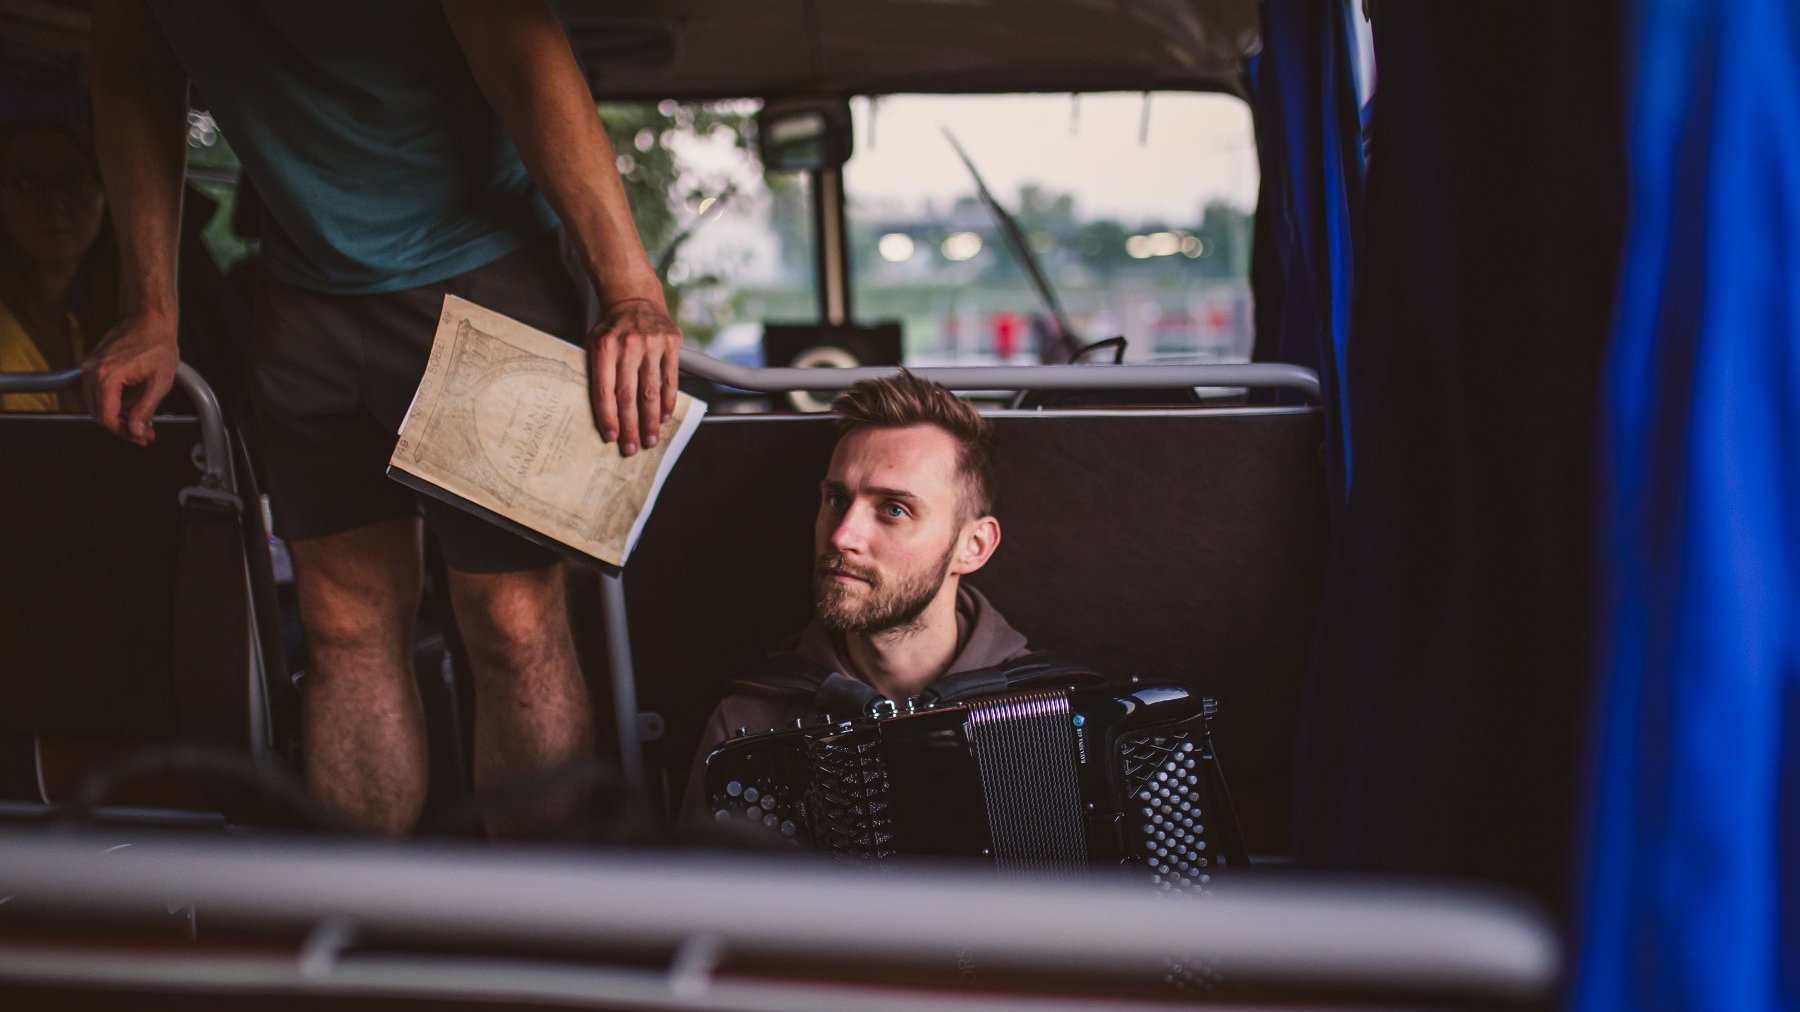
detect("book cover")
[388,295,705,572]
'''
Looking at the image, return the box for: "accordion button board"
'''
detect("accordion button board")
[704,681,1245,890]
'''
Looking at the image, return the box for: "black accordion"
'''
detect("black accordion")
[702,680,1247,884]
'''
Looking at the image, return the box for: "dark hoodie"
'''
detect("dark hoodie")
[682,585,1030,816]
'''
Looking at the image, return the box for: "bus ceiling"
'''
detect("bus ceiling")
[555,0,1261,101]
[0,2,1261,101]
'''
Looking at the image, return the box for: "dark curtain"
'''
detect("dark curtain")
[1575,0,1800,1006]
[1291,1,1627,912]
[1248,0,1365,508]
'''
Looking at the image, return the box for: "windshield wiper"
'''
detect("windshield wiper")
[941,128,1082,361]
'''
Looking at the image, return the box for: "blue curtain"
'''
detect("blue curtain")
[1248,0,1364,507]
[1290,3,1626,907]
[1576,0,1800,1007]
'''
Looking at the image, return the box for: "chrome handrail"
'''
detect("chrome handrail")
[679,348,1323,401]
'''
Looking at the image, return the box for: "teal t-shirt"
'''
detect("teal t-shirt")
[150,1,558,294]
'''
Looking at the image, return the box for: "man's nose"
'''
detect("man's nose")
[829,503,870,553]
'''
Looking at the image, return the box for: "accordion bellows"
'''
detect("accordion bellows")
[702,680,1247,886]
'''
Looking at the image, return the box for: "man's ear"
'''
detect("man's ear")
[951,515,1001,576]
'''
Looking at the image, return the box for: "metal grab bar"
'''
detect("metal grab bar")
[679,348,1324,401]
[0,829,1559,1002]
[0,363,233,493]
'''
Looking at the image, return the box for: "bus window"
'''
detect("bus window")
[844,93,1257,366]
[597,100,818,364]
[185,109,250,272]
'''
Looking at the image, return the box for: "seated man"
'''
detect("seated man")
[685,370,1031,808]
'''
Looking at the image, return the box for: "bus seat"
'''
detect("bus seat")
[0,411,289,817]
[622,405,1327,855]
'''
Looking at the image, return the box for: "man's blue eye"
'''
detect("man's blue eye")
[825,492,848,511]
[882,503,907,519]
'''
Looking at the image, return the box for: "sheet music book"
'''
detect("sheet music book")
[388,295,705,573]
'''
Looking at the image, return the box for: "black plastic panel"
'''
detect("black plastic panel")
[0,415,205,737]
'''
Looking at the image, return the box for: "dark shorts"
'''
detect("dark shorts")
[248,228,599,573]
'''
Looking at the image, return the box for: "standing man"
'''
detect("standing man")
[82,0,678,837]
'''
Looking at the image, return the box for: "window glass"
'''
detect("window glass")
[185,109,249,271]
[598,100,816,361]
[843,93,1256,365]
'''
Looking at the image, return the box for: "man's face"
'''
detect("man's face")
[814,424,969,634]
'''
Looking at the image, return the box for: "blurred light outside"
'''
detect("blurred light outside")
[941,231,983,261]
[1127,230,1201,259]
[878,232,916,262]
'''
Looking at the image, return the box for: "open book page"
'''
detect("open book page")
[389,295,706,569]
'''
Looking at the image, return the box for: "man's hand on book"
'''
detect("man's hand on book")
[587,298,682,456]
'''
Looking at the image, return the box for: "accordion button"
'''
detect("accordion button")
[781,820,797,836]
[713,809,730,822]
[743,786,761,803]
[759,795,778,811]
[726,781,744,797]
[1182,741,1195,753]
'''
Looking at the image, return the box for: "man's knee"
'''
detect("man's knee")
[291,517,424,656]
[448,565,572,674]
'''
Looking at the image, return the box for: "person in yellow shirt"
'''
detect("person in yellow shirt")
[0,112,115,412]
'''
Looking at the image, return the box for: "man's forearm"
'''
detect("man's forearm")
[441,0,664,309]
[89,0,190,326]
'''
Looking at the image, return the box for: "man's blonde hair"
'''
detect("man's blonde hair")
[830,370,997,519]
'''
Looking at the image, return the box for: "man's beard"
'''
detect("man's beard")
[814,542,956,635]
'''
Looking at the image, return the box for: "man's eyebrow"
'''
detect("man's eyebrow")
[820,479,921,503]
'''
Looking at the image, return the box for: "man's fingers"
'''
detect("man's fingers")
[590,328,620,442]
[616,340,643,456]
[638,355,662,449]
[660,343,679,423]
[90,364,126,440]
[125,368,174,445]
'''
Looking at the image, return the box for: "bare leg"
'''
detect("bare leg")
[290,516,428,838]
[447,564,593,838]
